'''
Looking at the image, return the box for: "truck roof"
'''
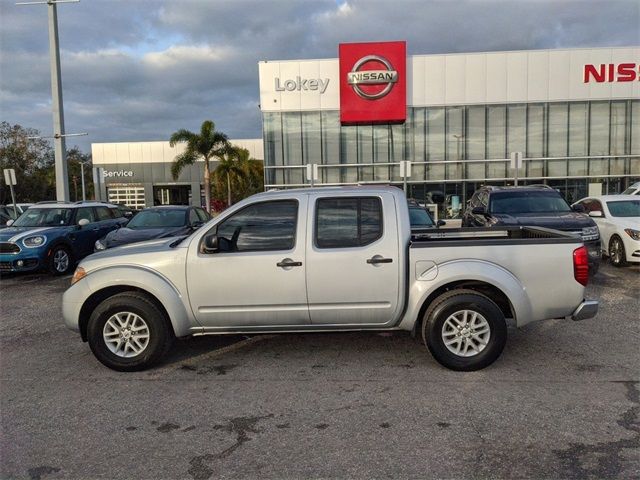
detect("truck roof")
[258,185,405,198]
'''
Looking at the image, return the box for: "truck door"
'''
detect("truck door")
[306,193,401,325]
[186,197,310,328]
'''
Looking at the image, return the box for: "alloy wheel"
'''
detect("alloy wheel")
[441,309,491,357]
[103,312,150,358]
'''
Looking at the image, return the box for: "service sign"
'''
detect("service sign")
[339,41,406,125]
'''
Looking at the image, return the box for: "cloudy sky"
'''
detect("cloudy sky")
[1,0,638,153]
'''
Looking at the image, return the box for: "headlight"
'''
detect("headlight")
[71,266,86,285]
[581,226,599,241]
[624,228,640,241]
[22,235,47,248]
[94,239,106,251]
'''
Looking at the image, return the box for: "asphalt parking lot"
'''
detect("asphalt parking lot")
[1,262,639,479]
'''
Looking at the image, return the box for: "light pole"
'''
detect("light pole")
[17,0,80,202]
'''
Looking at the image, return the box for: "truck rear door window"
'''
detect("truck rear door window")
[216,200,298,252]
[315,197,382,248]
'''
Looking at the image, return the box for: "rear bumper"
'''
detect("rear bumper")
[570,300,599,321]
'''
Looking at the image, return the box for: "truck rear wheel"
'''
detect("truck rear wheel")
[87,292,173,371]
[422,289,507,371]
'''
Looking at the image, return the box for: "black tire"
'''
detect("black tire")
[48,244,74,275]
[609,235,628,267]
[422,289,507,371]
[87,292,174,371]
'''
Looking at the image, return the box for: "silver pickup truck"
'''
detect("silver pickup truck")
[62,186,598,372]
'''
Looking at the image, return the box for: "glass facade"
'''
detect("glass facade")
[263,100,640,215]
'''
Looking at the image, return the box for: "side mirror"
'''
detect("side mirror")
[192,221,204,229]
[123,211,133,219]
[437,219,446,228]
[6,219,14,227]
[589,210,603,218]
[78,218,90,227]
[472,206,487,216]
[572,204,585,213]
[202,233,219,253]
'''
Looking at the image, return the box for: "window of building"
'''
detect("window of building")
[548,102,568,157]
[315,197,382,249]
[589,101,610,156]
[569,102,588,157]
[215,200,297,252]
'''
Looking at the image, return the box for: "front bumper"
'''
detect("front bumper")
[570,300,599,321]
[0,254,42,273]
[62,277,92,334]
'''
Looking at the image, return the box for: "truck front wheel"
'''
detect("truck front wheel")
[87,292,174,371]
[422,289,507,371]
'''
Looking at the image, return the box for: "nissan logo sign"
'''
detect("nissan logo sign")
[347,55,398,100]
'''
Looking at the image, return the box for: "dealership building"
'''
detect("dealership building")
[93,44,639,214]
[259,44,639,214]
[92,139,263,208]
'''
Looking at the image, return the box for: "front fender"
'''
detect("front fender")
[398,259,534,331]
[80,265,199,337]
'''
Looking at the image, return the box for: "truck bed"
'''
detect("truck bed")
[410,226,581,247]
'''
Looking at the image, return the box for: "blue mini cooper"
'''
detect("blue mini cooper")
[0,202,127,275]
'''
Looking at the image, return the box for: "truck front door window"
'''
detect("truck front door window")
[216,200,298,252]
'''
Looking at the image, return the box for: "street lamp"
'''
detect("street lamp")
[16,0,80,202]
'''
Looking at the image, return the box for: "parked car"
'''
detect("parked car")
[94,205,210,251]
[0,209,12,228]
[461,185,601,273]
[407,200,445,229]
[63,186,597,372]
[573,195,640,267]
[621,182,640,196]
[0,203,35,221]
[112,203,137,219]
[0,201,127,275]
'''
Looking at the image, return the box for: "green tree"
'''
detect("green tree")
[0,122,55,203]
[66,147,93,201]
[169,120,229,213]
[211,146,264,207]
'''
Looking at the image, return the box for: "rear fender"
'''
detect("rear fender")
[399,259,534,330]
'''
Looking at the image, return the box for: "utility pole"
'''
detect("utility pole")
[17,0,80,202]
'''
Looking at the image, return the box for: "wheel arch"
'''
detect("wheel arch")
[411,280,514,337]
[77,266,198,341]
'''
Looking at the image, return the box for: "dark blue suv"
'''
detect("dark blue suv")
[0,202,127,275]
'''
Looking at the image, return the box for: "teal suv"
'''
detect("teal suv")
[0,202,127,275]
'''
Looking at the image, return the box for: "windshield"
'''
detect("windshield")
[126,209,186,229]
[13,207,73,227]
[409,206,435,227]
[606,200,640,217]
[621,187,639,195]
[490,191,571,214]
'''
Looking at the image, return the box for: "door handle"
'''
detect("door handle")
[277,258,302,268]
[367,255,393,265]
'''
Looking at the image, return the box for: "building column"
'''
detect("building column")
[143,183,155,207]
[191,182,202,207]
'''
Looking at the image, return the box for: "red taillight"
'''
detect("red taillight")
[573,246,589,286]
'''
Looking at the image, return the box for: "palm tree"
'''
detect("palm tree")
[169,120,228,213]
[213,147,245,207]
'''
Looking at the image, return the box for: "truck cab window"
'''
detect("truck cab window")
[315,197,382,248]
[215,200,298,252]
